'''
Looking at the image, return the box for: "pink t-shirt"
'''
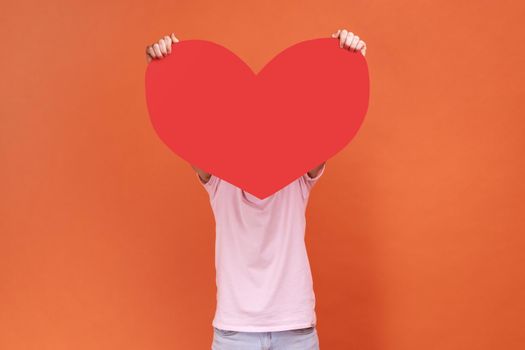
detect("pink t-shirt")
[197,163,325,332]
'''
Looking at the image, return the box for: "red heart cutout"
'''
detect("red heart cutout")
[145,38,369,199]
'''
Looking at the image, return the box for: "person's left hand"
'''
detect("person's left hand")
[331,29,367,56]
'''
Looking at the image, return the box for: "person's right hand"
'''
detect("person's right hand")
[146,33,180,63]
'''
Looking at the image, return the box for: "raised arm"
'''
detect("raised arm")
[305,30,365,179]
[145,33,213,184]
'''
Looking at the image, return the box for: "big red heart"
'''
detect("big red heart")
[145,38,369,199]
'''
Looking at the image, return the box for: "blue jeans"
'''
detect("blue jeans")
[212,325,320,350]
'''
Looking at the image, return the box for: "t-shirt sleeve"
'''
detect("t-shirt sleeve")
[299,163,326,199]
[197,172,220,200]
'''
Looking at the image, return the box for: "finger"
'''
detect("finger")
[171,33,179,43]
[355,40,365,52]
[344,32,354,50]
[146,46,156,61]
[350,35,360,51]
[153,43,162,58]
[339,29,348,48]
[158,38,167,56]
[331,29,341,38]
[164,35,172,53]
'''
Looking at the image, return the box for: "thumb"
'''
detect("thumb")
[331,29,341,38]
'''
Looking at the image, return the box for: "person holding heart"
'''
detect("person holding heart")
[145,29,366,350]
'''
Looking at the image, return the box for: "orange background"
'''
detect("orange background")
[2,0,524,349]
